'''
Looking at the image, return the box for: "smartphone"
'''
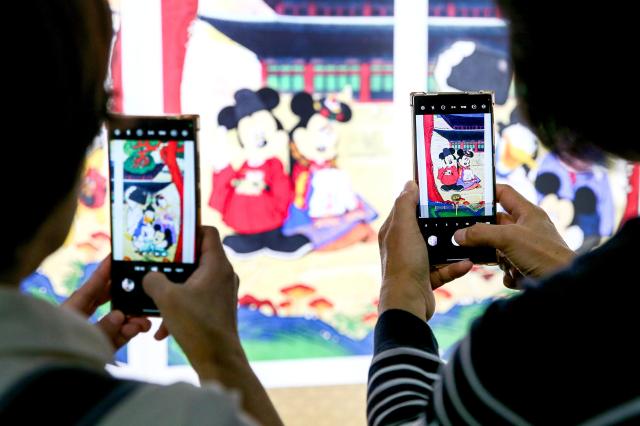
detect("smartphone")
[411,92,497,265]
[107,115,201,316]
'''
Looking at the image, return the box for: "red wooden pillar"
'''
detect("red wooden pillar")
[304,62,314,94]
[360,63,371,102]
[447,2,456,17]
[261,60,269,86]
[308,1,317,15]
[363,1,372,16]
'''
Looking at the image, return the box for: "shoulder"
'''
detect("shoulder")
[100,381,256,426]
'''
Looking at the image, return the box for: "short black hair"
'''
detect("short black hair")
[2,0,112,271]
[496,1,635,161]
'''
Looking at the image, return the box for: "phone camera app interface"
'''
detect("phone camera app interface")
[415,108,494,219]
[110,139,197,264]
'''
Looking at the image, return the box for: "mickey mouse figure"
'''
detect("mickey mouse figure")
[535,172,601,253]
[282,92,377,251]
[437,147,463,191]
[209,88,312,259]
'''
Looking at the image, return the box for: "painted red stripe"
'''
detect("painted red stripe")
[423,115,444,203]
[110,30,124,113]
[161,0,198,114]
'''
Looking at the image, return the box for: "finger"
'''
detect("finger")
[154,322,170,341]
[190,226,228,282]
[430,260,473,290]
[453,223,517,251]
[97,310,125,348]
[120,322,145,340]
[377,207,393,247]
[127,317,152,333]
[496,184,536,219]
[393,181,420,224]
[63,256,111,315]
[142,272,176,310]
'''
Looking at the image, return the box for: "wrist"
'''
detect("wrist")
[194,337,250,383]
[379,276,434,321]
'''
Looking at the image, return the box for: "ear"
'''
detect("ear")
[457,149,464,158]
[468,151,474,158]
[338,102,352,122]
[535,172,561,196]
[257,87,280,110]
[291,92,316,120]
[574,186,597,214]
[218,106,238,129]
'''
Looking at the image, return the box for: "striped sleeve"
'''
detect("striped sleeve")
[367,309,442,426]
[367,308,533,426]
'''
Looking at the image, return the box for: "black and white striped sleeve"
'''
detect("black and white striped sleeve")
[367,306,533,426]
[367,309,442,426]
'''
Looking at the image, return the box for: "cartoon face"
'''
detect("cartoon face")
[439,148,457,167]
[290,92,352,165]
[237,110,286,165]
[143,209,155,224]
[292,114,338,163]
[457,150,474,168]
[154,194,167,209]
[153,225,171,250]
[133,223,155,252]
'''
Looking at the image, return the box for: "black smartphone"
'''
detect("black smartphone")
[411,92,497,265]
[107,114,201,316]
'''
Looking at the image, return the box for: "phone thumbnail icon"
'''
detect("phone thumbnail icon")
[121,278,135,292]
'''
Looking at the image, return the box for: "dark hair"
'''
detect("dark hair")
[496,1,633,161]
[2,0,112,272]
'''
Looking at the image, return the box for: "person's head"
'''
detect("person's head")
[496,1,634,161]
[1,0,112,282]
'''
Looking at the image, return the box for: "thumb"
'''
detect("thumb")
[393,181,420,224]
[142,272,175,308]
[454,223,515,251]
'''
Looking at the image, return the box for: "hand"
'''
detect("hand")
[454,184,576,285]
[378,181,473,321]
[143,227,283,426]
[142,227,243,374]
[63,257,152,350]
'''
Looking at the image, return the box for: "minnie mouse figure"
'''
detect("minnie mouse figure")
[282,92,377,251]
[456,149,481,190]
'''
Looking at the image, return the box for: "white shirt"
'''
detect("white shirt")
[0,286,255,425]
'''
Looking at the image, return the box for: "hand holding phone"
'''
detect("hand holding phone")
[107,115,201,316]
[412,92,497,265]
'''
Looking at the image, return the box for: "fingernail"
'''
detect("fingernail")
[404,181,418,192]
[454,229,466,245]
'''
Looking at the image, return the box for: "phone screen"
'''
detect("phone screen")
[107,115,200,315]
[413,93,497,264]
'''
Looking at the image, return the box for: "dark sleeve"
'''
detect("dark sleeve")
[366,309,442,426]
[367,303,534,426]
[368,225,639,425]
